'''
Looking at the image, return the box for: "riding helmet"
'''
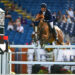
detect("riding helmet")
[41,3,47,8]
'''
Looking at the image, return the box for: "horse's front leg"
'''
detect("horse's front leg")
[40,34,48,48]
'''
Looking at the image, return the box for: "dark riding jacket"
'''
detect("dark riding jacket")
[39,9,53,22]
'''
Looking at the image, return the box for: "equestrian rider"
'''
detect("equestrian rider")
[38,3,58,41]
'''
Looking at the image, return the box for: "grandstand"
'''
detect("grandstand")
[0,0,75,74]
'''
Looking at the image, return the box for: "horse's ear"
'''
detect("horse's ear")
[40,20,43,23]
[36,14,40,18]
[35,14,40,21]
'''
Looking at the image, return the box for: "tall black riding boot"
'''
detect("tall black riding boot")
[52,27,58,41]
[47,22,52,33]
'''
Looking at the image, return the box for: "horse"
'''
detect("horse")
[32,14,70,51]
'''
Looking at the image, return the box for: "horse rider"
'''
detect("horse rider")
[36,3,58,41]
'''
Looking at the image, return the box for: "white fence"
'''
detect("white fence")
[8,45,75,74]
[10,45,75,48]
[0,52,8,74]
[0,45,75,74]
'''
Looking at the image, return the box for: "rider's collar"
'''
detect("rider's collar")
[43,11,46,15]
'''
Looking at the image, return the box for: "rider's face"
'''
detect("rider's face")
[41,8,46,12]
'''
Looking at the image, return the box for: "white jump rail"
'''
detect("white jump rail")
[9,45,75,74]
[9,45,75,48]
[9,61,75,65]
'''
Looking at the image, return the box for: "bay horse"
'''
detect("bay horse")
[32,14,70,51]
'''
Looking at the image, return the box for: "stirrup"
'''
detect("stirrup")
[55,37,59,42]
[55,38,61,44]
[55,37,58,41]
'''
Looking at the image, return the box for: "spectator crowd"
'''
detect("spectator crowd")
[5,7,75,33]
[53,8,75,24]
[5,7,28,33]
[6,15,25,33]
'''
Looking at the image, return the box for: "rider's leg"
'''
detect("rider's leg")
[49,22,58,41]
